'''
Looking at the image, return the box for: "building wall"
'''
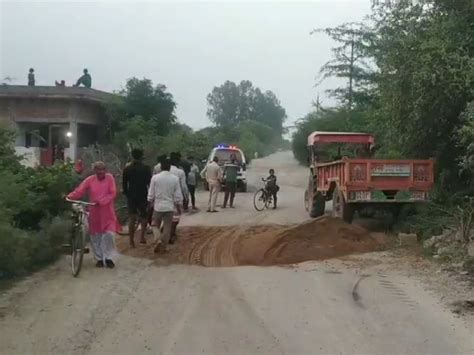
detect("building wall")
[13,99,69,122]
[15,147,41,168]
[0,97,106,126]
[0,90,109,166]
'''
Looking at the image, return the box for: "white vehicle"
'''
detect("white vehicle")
[204,144,247,192]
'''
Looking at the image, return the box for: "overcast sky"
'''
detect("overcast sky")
[1,0,371,129]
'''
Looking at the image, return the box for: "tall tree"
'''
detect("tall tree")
[311,22,374,113]
[105,77,177,138]
[253,89,286,134]
[206,80,286,134]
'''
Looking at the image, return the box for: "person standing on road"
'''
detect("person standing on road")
[222,154,239,208]
[169,152,188,244]
[187,156,199,210]
[179,153,191,211]
[147,159,183,253]
[204,156,222,212]
[170,152,188,208]
[67,161,119,268]
[122,149,152,247]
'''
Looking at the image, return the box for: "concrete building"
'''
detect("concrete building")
[0,85,113,167]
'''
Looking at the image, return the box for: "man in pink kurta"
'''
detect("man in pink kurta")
[67,162,119,268]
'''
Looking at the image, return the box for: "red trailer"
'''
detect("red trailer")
[304,132,434,222]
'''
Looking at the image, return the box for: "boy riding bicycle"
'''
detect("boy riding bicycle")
[264,169,279,209]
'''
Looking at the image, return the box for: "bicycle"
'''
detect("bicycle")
[66,198,95,277]
[253,178,273,211]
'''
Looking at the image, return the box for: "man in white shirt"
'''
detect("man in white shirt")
[204,156,222,212]
[147,159,183,253]
[170,152,189,200]
[169,152,188,242]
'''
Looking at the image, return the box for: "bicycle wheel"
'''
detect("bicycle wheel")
[253,189,267,211]
[71,221,86,277]
[265,194,273,209]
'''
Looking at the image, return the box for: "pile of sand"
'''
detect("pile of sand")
[236,216,382,266]
[117,216,385,266]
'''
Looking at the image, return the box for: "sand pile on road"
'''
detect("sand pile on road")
[117,217,385,266]
[236,216,382,266]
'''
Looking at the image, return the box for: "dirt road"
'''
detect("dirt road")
[1,152,473,354]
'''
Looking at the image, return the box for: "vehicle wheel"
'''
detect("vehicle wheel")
[304,190,310,211]
[358,207,375,218]
[253,189,267,211]
[332,186,354,223]
[310,191,326,218]
[71,225,85,277]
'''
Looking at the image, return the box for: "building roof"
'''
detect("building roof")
[0,85,115,103]
[307,131,375,146]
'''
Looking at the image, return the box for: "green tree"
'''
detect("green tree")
[311,22,374,112]
[458,101,474,190]
[253,89,287,134]
[206,80,286,133]
[369,0,474,185]
[105,77,177,139]
[292,109,353,164]
[206,80,242,128]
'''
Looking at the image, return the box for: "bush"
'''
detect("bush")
[0,125,79,280]
[0,216,72,279]
[0,163,80,230]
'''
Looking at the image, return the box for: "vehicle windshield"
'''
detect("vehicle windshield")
[214,149,243,164]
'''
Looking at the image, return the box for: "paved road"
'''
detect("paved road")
[1,152,472,354]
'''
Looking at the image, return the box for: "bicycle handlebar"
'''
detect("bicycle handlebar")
[65,197,97,206]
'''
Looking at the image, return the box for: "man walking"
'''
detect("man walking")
[187,156,199,210]
[170,152,188,206]
[223,154,239,208]
[67,161,119,268]
[148,159,183,253]
[122,149,152,247]
[169,152,187,243]
[204,156,222,212]
[178,153,191,211]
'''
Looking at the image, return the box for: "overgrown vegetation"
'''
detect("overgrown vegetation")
[0,126,78,279]
[292,0,473,237]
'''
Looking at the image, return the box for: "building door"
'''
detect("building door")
[41,124,68,166]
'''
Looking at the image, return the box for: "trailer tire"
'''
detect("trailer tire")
[304,190,310,211]
[310,191,326,218]
[332,186,354,223]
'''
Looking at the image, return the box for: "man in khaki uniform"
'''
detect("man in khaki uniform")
[203,156,222,212]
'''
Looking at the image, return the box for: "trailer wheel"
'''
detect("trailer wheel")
[304,190,310,211]
[310,192,326,218]
[332,187,354,223]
